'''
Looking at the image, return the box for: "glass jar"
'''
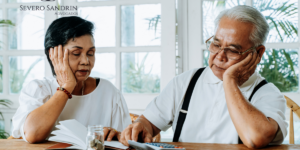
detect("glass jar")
[86,125,105,150]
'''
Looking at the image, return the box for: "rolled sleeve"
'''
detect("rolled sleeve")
[11,79,51,141]
[143,102,171,131]
[251,84,288,144]
[143,78,178,131]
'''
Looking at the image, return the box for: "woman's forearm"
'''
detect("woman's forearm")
[23,91,69,143]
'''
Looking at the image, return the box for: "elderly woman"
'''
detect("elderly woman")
[11,16,131,143]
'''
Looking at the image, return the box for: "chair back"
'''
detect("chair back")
[285,95,300,144]
[7,135,22,139]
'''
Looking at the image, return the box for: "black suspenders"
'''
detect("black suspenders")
[172,67,268,142]
[172,68,206,142]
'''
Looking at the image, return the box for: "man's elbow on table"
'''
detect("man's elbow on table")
[243,125,278,149]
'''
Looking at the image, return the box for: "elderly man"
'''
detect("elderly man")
[120,5,287,148]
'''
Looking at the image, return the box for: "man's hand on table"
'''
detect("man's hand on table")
[119,122,153,146]
[120,115,161,146]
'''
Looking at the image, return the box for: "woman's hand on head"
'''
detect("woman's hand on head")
[50,45,77,93]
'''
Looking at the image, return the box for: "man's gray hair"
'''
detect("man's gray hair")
[214,5,269,47]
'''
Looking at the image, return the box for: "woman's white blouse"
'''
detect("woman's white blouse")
[11,77,132,142]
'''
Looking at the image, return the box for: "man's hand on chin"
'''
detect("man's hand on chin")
[223,50,260,86]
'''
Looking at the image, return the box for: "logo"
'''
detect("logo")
[20,1,78,15]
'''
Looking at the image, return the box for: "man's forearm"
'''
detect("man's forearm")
[223,78,278,148]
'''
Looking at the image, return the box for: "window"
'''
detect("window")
[182,0,300,144]
[121,4,161,47]
[0,8,3,50]
[9,56,44,94]
[0,0,176,137]
[62,0,176,112]
[91,53,116,85]
[0,1,47,96]
[121,52,161,93]
[0,0,48,136]
[8,9,44,50]
[253,0,299,93]
[201,0,299,93]
[8,0,41,3]
[202,0,246,43]
[0,57,3,93]
[78,6,116,47]
[0,0,175,135]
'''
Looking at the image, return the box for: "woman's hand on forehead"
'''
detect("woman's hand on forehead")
[50,45,77,93]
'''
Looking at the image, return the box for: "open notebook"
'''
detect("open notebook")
[46,119,129,150]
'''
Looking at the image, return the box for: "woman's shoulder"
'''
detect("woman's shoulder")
[97,78,119,91]
[94,78,122,98]
[21,77,57,96]
[25,77,56,88]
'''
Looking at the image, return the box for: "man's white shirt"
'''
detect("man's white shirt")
[143,67,288,144]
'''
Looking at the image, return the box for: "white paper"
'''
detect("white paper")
[105,141,129,149]
[49,130,82,147]
[48,120,87,148]
[59,119,88,143]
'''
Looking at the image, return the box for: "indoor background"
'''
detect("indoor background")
[0,0,299,143]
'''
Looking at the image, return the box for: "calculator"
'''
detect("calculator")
[128,140,185,150]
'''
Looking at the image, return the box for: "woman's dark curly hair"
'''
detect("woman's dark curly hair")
[44,16,94,76]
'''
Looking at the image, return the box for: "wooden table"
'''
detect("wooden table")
[1,139,299,150]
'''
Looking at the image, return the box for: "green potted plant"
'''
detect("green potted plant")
[0,99,13,139]
[0,20,14,50]
[0,19,15,139]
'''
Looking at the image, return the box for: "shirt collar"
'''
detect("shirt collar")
[204,67,259,92]
[204,67,222,84]
[238,72,259,92]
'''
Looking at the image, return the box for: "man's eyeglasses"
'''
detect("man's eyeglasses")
[205,36,256,60]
